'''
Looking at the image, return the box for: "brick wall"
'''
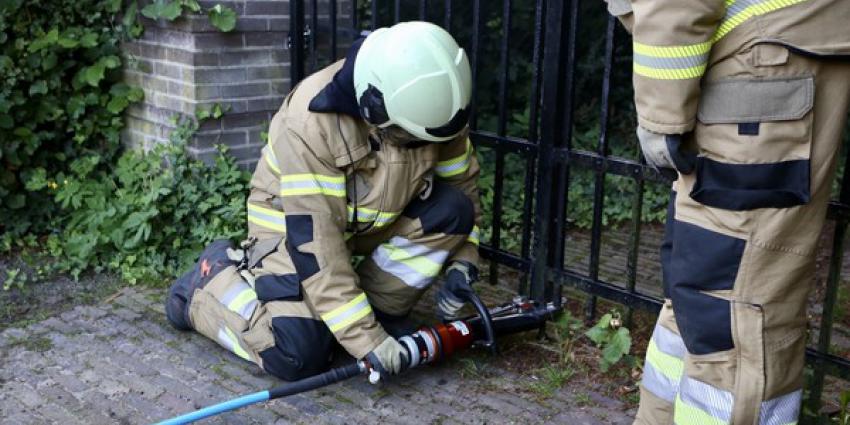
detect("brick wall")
[121,0,354,170]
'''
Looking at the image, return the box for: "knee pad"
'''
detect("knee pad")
[259,316,336,381]
[403,181,474,235]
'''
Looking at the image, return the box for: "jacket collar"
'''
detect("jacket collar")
[307,38,365,119]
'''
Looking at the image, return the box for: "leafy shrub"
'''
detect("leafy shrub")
[0,0,141,236]
[25,116,250,284]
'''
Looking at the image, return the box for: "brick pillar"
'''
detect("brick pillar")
[122,1,292,170]
[122,0,356,170]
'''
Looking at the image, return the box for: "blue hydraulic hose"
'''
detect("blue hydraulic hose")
[155,391,270,425]
[153,362,366,424]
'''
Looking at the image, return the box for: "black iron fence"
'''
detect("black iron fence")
[287,0,850,420]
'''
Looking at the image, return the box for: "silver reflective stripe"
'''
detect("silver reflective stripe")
[371,236,449,289]
[642,360,679,402]
[633,52,710,70]
[678,375,734,424]
[217,327,250,360]
[219,281,257,321]
[436,158,470,176]
[247,205,286,229]
[759,389,801,425]
[280,180,346,191]
[654,324,686,358]
[262,145,280,174]
[323,296,371,331]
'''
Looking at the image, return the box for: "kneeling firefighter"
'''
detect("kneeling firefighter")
[165,21,482,381]
[605,0,850,424]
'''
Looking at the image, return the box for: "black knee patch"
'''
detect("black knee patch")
[402,181,474,235]
[255,274,302,302]
[669,220,745,355]
[259,317,336,381]
[284,215,320,282]
[165,239,236,331]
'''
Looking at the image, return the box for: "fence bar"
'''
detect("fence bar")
[530,0,569,301]
[289,0,306,85]
[548,0,580,307]
[443,0,452,29]
[420,0,427,20]
[469,0,482,131]
[584,15,617,321]
[310,0,319,72]
[518,0,545,295]
[330,0,337,61]
[371,0,378,29]
[488,0,512,286]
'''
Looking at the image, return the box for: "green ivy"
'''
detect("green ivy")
[142,0,237,32]
[25,114,250,284]
[0,0,140,236]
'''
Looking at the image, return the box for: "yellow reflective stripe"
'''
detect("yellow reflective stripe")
[634,63,707,80]
[347,205,400,227]
[632,41,712,58]
[712,0,807,42]
[646,337,684,382]
[227,290,257,315]
[280,173,346,197]
[321,293,373,333]
[223,327,251,360]
[326,304,372,333]
[263,144,280,175]
[247,203,286,233]
[467,225,480,246]
[674,394,729,425]
[322,293,367,322]
[436,138,473,178]
[384,245,443,278]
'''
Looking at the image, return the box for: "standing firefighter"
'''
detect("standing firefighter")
[165,21,482,381]
[605,0,850,424]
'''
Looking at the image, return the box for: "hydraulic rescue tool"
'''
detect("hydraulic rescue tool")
[154,294,561,425]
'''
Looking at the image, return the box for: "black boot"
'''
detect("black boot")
[165,239,237,330]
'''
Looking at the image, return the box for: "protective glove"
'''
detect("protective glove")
[365,335,409,379]
[636,126,696,174]
[435,261,479,322]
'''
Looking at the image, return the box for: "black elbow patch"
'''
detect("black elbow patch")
[403,181,475,235]
[284,215,320,282]
[255,274,302,302]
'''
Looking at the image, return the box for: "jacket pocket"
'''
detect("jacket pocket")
[691,75,814,211]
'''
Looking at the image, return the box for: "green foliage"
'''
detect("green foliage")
[0,0,140,236]
[142,0,237,32]
[584,312,633,372]
[24,115,251,284]
[839,390,850,425]
[208,4,237,32]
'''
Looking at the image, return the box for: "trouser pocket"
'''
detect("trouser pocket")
[691,65,814,211]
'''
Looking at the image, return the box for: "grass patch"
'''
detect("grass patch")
[9,335,53,353]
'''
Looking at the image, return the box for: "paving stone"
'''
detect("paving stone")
[2,287,636,424]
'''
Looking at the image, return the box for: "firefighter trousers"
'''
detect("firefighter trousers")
[166,181,475,381]
[634,44,850,424]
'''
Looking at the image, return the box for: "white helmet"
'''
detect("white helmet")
[353,21,472,143]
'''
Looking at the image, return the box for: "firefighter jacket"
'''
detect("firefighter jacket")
[606,0,850,135]
[246,49,482,359]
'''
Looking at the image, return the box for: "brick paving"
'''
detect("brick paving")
[0,288,636,425]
